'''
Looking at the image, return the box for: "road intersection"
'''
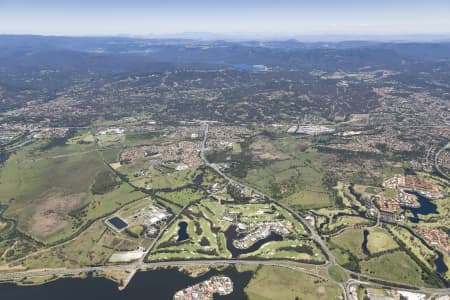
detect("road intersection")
[0,123,448,299]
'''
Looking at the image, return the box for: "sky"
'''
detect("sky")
[1,0,450,38]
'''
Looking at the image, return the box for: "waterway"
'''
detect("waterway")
[177,221,189,242]
[225,225,283,258]
[361,230,370,255]
[435,251,449,275]
[0,267,253,300]
[400,191,437,223]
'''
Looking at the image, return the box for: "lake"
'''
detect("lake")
[225,225,283,258]
[400,191,437,223]
[177,221,189,241]
[0,267,253,300]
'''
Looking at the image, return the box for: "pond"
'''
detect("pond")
[177,221,189,242]
[0,152,8,164]
[194,174,204,186]
[400,191,437,223]
[0,267,253,300]
[225,225,282,258]
[435,251,449,276]
[361,230,370,255]
[107,217,128,230]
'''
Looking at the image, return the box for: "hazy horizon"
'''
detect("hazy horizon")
[3,32,450,43]
[1,0,450,38]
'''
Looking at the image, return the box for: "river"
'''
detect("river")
[0,267,253,300]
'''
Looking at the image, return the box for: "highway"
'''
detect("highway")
[200,123,337,265]
[0,123,449,298]
[435,142,450,181]
[0,259,323,281]
[1,259,449,296]
[198,123,450,297]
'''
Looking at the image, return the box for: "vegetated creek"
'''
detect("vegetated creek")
[400,191,438,223]
[0,267,253,300]
[361,230,370,255]
[225,225,283,258]
[177,221,189,241]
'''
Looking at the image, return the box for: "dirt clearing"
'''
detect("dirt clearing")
[28,192,86,239]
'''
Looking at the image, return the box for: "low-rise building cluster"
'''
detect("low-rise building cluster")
[32,127,68,139]
[374,196,400,223]
[173,276,233,300]
[416,227,450,253]
[206,125,251,151]
[287,124,334,135]
[233,221,289,249]
[120,141,203,168]
[383,175,445,199]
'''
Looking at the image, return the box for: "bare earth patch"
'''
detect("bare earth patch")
[250,140,289,161]
[110,162,121,169]
[316,286,326,295]
[28,192,86,238]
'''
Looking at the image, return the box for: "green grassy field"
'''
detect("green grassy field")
[22,217,147,269]
[330,228,365,259]
[328,215,372,234]
[0,142,108,236]
[18,195,163,269]
[328,265,349,283]
[0,219,39,264]
[0,136,146,244]
[238,143,332,209]
[244,265,342,300]
[100,147,122,164]
[155,188,204,207]
[123,131,168,147]
[239,239,325,263]
[366,228,399,254]
[0,142,105,206]
[388,226,439,271]
[360,251,426,287]
[149,199,323,262]
[328,228,365,271]
[117,161,199,191]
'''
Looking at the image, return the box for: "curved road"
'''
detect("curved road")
[435,143,450,180]
[1,123,449,299]
[200,124,336,265]
[200,123,449,297]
